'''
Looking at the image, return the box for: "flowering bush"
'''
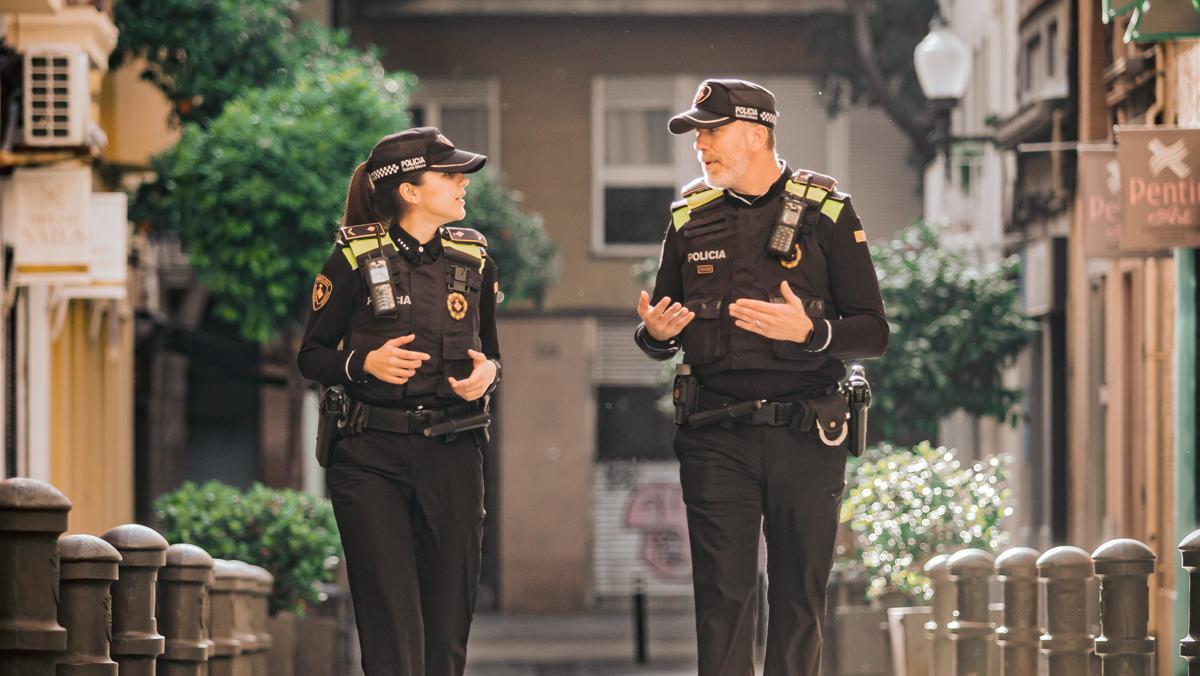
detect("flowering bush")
[839,441,1012,601]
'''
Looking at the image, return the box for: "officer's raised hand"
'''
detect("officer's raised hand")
[729,281,814,343]
[364,334,431,385]
[448,349,497,402]
[637,290,696,341]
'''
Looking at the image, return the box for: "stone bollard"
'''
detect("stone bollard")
[1038,546,1095,676]
[947,549,995,676]
[246,565,273,676]
[100,524,168,676]
[56,534,122,675]
[208,561,245,676]
[1181,529,1200,675]
[157,544,214,676]
[924,554,955,676]
[226,562,259,676]
[1092,538,1156,676]
[993,547,1040,676]
[0,478,72,676]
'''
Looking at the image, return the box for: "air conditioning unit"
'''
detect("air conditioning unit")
[22,44,89,147]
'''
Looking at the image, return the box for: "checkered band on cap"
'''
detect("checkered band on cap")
[368,164,401,183]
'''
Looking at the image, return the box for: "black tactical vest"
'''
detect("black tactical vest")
[339,224,486,406]
[672,169,847,377]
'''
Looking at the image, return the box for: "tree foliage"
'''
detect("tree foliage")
[871,221,1038,444]
[131,56,413,342]
[111,0,322,126]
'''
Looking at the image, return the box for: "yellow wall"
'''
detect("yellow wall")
[49,300,135,535]
[101,60,179,167]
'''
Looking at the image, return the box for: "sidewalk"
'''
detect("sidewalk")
[464,610,699,675]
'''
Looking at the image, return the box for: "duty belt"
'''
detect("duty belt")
[690,388,848,446]
[347,401,489,438]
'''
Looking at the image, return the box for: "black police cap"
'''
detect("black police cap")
[668,79,779,135]
[366,127,487,188]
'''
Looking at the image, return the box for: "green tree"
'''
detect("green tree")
[133,56,412,343]
[871,221,1038,444]
[800,0,940,165]
[111,0,325,126]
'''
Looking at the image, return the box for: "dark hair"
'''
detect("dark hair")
[340,162,425,227]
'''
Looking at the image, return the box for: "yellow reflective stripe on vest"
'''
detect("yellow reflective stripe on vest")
[442,239,486,273]
[342,233,397,270]
[686,188,723,212]
[673,189,723,230]
[672,206,691,230]
[821,199,845,223]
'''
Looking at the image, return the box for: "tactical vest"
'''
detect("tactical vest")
[338,223,487,405]
[670,169,847,377]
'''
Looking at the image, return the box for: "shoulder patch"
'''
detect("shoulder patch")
[443,226,488,247]
[312,274,333,311]
[339,222,387,242]
[681,177,711,198]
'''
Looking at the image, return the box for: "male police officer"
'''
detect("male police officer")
[634,79,888,675]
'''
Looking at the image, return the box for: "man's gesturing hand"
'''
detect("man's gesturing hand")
[448,349,498,402]
[364,334,431,385]
[728,281,814,343]
[637,290,695,342]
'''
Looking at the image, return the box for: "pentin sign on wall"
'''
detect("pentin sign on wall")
[1116,126,1200,252]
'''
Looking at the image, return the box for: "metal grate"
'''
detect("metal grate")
[25,53,74,141]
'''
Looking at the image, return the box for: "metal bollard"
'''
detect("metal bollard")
[947,549,995,676]
[157,544,214,676]
[1092,538,1155,676]
[100,524,168,676]
[208,561,244,676]
[993,547,1040,676]
[246,565,273,676]
[0,478,72,676]
[1037,546,1095,676]
[56,534,122,675]
[1181,529,1200,675]
[924,554,955,676]
[632,576,648,664]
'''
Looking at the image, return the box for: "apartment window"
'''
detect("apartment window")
[592,77,677,255]
[1021,34,1041,95]
[408,78,500,166]
[1046,21,1058,77]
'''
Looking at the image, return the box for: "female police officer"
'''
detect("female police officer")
[297,127,500,676]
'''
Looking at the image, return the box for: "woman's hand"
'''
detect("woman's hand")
[448,350,497,402]
[364,334,431,385]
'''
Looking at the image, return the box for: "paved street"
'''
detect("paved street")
[465,610,701,676]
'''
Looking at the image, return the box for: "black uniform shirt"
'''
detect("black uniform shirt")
[297,224,501,406]
[636,166,888,401]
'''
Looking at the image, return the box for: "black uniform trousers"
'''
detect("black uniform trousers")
[675,418,847,676]
[326,427,485,676]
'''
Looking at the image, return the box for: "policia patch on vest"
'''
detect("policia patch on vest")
[312,274,333,311]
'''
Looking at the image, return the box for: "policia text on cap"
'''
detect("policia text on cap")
[297,127,499,676]
[634,78,888,676]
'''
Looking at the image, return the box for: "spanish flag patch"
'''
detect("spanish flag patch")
[853,230,867,244]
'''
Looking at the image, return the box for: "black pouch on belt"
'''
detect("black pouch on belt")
[807,390,850,448]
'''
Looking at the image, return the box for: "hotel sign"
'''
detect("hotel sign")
[1116,126,1200,251]
[10,166,92,285]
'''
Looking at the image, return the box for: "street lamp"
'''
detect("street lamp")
[913,12,972,108]
[913,8,992,165]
